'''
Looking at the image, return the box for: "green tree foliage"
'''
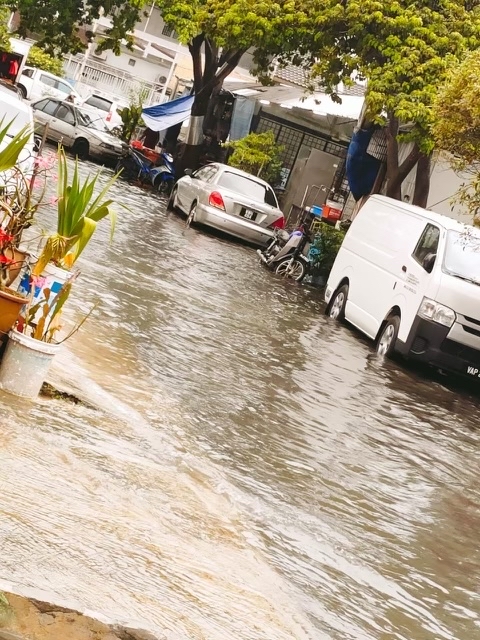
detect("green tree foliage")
[8,0,307,167]
[281,0,480,205]
[116,89,148,143]
[433,50,480,168]
[310,224,345,277]
[433,50,480,223]
[26,46,63,75]
[0,6,12,51]
[226,131,283,184]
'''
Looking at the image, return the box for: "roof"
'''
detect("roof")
[223,80,364,121]
[369,195,479,234]
[273,65,366,97]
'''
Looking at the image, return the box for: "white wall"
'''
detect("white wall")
[92,50,166,83]
[427,154,472,225]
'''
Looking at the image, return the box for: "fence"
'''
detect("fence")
[63,56,165,105]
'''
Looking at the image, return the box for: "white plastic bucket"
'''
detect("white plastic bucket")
[0,329,60,398]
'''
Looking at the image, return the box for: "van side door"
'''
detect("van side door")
[396,223,442,342]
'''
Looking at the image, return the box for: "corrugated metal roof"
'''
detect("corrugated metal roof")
[273,65,366,97]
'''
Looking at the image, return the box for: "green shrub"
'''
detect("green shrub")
[225,131,283,185]
[27,47,64,76]
[310,223,346,277]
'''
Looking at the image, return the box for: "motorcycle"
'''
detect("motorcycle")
[115,146,175,194]
[257,225,312,282]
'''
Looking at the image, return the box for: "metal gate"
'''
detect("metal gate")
[255,113,349,198]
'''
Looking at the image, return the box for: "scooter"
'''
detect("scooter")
[116,147,175,194]
[150,151,175,194]
[257,225,311,282]
[257,228,291,263]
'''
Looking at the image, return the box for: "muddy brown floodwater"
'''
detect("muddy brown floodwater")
[1,163,479,639]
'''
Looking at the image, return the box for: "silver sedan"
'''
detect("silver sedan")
[168,163,286,246]
[31,98,127,164]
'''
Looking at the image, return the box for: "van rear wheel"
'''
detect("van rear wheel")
[328,284,348,321]
[376,315,400,357]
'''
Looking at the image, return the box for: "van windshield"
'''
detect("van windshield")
[444,230,480,286]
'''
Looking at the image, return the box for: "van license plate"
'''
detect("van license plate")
[466,365,480,377]
[241,208,257,221]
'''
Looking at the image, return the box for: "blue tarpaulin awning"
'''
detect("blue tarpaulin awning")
[142,95,194,132]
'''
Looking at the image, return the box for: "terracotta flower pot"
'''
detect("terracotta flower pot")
[0,287,28,336]
[4,247,27,286]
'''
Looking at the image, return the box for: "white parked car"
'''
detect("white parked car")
[17,67,80,103]
[31,97,127,164]
[0,90,35,179]
[80,93,126,131]
[169,163,286,246]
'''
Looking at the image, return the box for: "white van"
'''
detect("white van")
[17,67,80,103]
[325,195,480,379]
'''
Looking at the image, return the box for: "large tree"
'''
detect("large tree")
[276,0,480,206]
[433,50,480,223]
[8,0,307,168]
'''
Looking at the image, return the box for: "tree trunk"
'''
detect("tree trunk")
[384,114,421,201]
[178,40,246,173]
[385,115,401,199]
[412,152,432,207]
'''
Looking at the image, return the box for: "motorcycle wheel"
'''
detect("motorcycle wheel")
[153,175,172,194]
[274,257,306,282]
[116,158,138,181]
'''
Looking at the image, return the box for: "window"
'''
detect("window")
[196,166,216,182]
[128,58,136,67]
[413,223,440,272]
[21,68,34,78]
[57,81,73,94]
[40,74,56,88]
[84,95,112,112]
[193,166,215,181]
[55,105,75,124]
[217,172,279,207]
[39,100,59,116]
[32,99,49,111]
[162,24,176,38]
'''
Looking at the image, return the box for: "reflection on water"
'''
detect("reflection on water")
[1,163,479,639]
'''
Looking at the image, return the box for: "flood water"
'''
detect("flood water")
[1,163,480,639]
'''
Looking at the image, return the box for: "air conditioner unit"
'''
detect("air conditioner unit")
[156,75,167,85]
[92,48,107,61]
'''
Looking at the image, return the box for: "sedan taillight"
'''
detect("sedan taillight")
[268,216,285,230]
[209,191,225,210]
[106,111,112,122]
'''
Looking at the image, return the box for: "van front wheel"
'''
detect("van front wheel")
[328,284,348,321]
[376,315,400,357]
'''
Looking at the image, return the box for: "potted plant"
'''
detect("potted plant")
[0,121,39,336]
[19,147,120,310]
[0,274,95,398]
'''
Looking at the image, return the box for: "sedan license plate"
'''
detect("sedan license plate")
[240,208,257,221]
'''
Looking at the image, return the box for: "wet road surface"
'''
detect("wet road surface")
[0,165,479,639]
